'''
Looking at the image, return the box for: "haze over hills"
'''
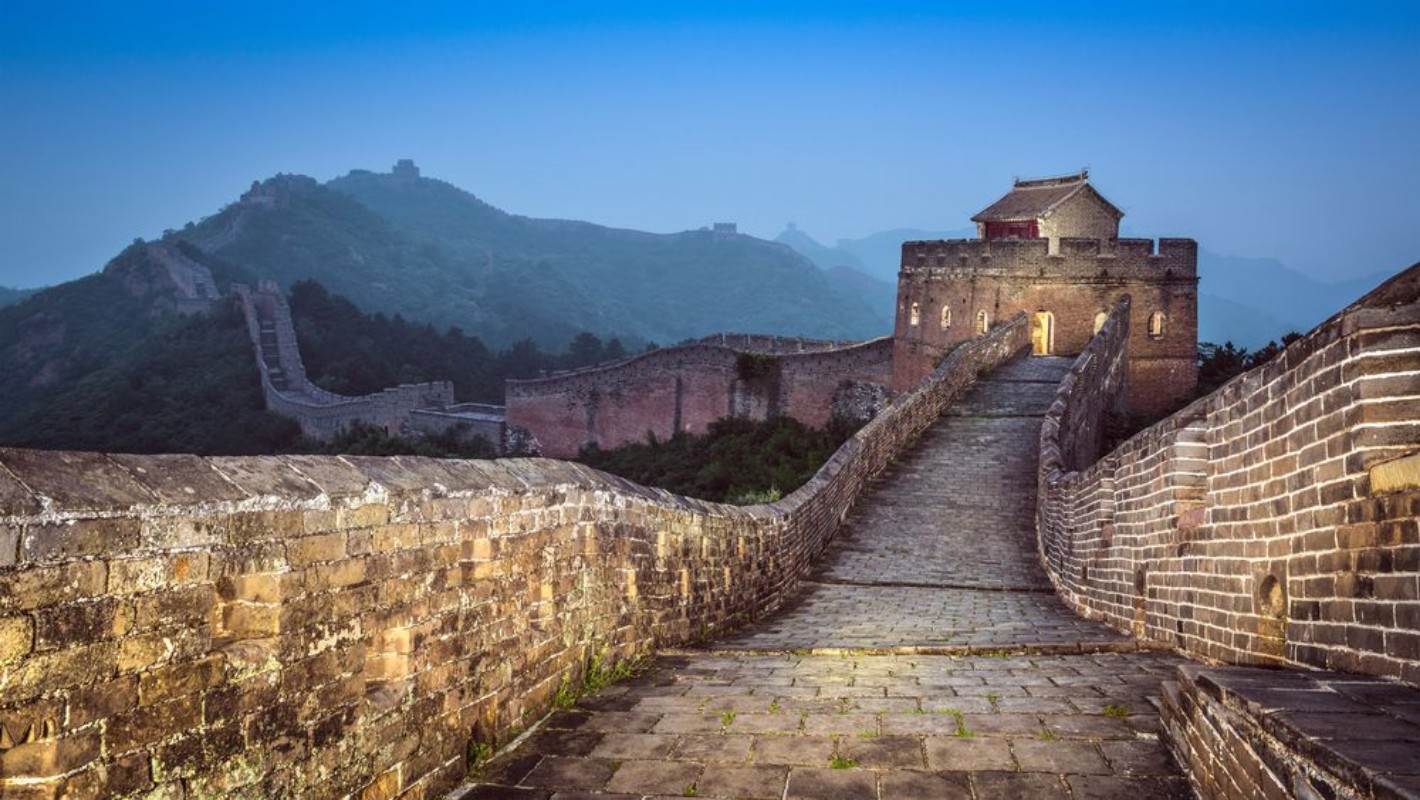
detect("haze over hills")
[171,165,888,349]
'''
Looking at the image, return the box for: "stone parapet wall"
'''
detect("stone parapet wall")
[506,337,896,458]
[0,318,1028,799]
[1038,264,1420,684]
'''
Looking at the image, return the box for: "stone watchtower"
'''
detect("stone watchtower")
[892,171,1198,415]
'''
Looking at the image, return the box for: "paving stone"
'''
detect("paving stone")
[1098,738,1179,776]
[838,735,925,768]
[602,759,700,795]
[925,736,1016,771]
[694,764,790,799]
[960,713,1045,736]
[587,732,676,759]
[752,735,835,766]
[971,770,1068,796]
[1066,774,1195,799]
[784,766,877,800]
[1011,738,1113,774]
[457,786,551,800]
[521,730,603,757]
[519,757,616,791]
[878,769,972,800]
[671,733,754,763]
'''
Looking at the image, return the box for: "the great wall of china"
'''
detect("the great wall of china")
[0,261,1416,798]
[1037,266,1420,796]
[0,312,1029,799]
[505,335,895,458]
[233,282,507,448]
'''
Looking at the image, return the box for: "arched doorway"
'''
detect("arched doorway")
[1030,311,1055,355]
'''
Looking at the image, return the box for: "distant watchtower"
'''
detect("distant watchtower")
[392,159,420,181]
[892,172,1199,415]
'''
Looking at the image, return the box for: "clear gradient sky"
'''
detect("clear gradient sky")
[2,1,1417,289]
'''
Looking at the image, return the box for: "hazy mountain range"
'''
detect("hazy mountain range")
[169,170,888,349]
[0,163,1400,444]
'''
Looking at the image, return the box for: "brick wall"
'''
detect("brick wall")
[0,317,1028,799]
[1037,189,1120,251]
[1038,264,1420,685]
[506,338,896,459]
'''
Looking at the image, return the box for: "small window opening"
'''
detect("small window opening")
[939,305,952,329]
[909,302,921,326]
[975,310,990,335]
[1148,312,1165,338]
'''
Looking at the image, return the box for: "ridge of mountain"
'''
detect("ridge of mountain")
[169,168,888,349]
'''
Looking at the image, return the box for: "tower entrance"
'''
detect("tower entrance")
[1031,311,1055,355]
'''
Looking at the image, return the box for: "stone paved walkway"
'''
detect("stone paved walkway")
[457,357,1191,799]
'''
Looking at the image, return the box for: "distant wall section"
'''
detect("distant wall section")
[234,282,505,448]
[506,336,895,458]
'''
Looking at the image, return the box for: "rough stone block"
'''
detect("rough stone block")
[0,450,155,512]
[222,603,281,638]
[138,656,225,705]
[2,642,118,704]
[106,695,201,755]
[108,454,249,505]
[1,524,21,567]
[0,614,33,663]
[208,456,323,500]
[287,533,347,566]
[280,455,371,498]
[33,598,124,650]
[66,675,140,728]
[0,561,107,612]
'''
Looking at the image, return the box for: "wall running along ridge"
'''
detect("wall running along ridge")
[0,317,1028,799]
[233,283,505,448]
[505,337,895,459]
[1037,264,1420,685]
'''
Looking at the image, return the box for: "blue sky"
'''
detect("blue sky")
[2,1,1417,288]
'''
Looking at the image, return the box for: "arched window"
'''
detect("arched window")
[940,305,952,329]
[1093,311,1108,334]
[909,302,921,326]
[1148,312,1165,338]
[975,310,990,335]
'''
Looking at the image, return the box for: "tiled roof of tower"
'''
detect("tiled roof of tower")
[971,171,1124,223]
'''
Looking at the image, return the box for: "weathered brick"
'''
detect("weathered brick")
[287,532,347,566]
[0,728,101,780]
[222,603,281,638]
[108,553,208,595]
[0,614,34,663]
[107,695,201,754]
[0,561,107,611]
[33,598,124,650]
[138,656,225,705]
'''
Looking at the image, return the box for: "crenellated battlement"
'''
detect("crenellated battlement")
[900,237,1197,280]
